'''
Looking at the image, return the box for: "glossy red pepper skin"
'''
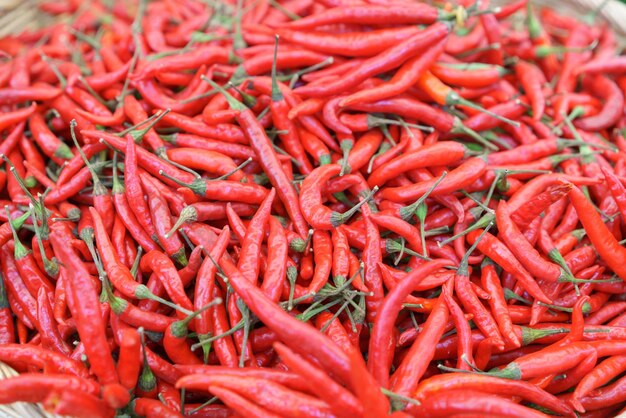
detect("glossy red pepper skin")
[568,184,626,280]
[49,222,118,385]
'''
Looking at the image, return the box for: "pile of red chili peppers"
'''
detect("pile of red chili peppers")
[2,0,626,416]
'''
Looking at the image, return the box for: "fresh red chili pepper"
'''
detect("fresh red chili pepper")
[412,389,551,417]
[133,46,229,80]
[390,291,449,397]
[0,374,100,404]
[181,373,337,417]
[467,229,551,303]
[140,250,193,312]
[274,342,363,418]
[49,222,118,385]
[140,174,188,266]
[382,157,487,202]
[368,257,453,388]
[567,184,626,280]
[414,374,573,416]
[134,397,183,418]
[37,287,70,355]
[341,39,446,107]
[515,60,545,120]
[195,226,230,340]
[294,22,450,98]
[496,200,564,282]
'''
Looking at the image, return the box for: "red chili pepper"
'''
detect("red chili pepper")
[567,184,626,280]
[496,200,563,282]
[0,374,100,404]
[413,388,551,417]
[219,257,351,383]
[210,288,239,368]
[299,164,374,229]
[382,157,487,202]
[574,75,624,131]
[342,39,446,107]
[37,287,70,355]
[369,259,452,387]
[1,244,39,330]
[49,222,118,385]
[134,397,182,418]
[274,342,363,418]
[140,250,193,312]
[467,229,551,303]
[181,373,337,416]
[414,373,573,416]
[294,22,450,98]
[0,266,14,344]
[390,291,449,397]
[133,46,229,80]
[515,60,545,120]
[195,226,230,340]
[140,175,188,266]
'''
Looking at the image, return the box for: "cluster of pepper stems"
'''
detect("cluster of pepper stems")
[1,0,626,416]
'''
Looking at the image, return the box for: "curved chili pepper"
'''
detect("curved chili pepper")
[262,217,288,303]
[342,39,446,107]
[496,200,564,282]
[195,226,229,340]
[274,342,363,418]
[29,111,73,163]
[238,188,276,284]
[134,397,183,418]
[369,259,452,388]
[187,373,338,416]
[294,22,450,98]
[467,229,551,303]
[132,46,229,80]
[49,223,118,385]
[382,157,487,202]
[300,164,373,229]
[413,388,551,417]
[140,174,187,266]
[279,26,422,58]
[207,80,309,237]
[37,287,70,355]
[219,257,351,383]
[1,244,39,329]
[390,289,449,397]
[368,142,469,188]
[567,184,626,280]
[574,75,623,131]
[0,374,100,404]
[284,3,447,29]
[140,250,193,312]
[414,374,573,416]
[202,385,283,418]
[481,258,521,349]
